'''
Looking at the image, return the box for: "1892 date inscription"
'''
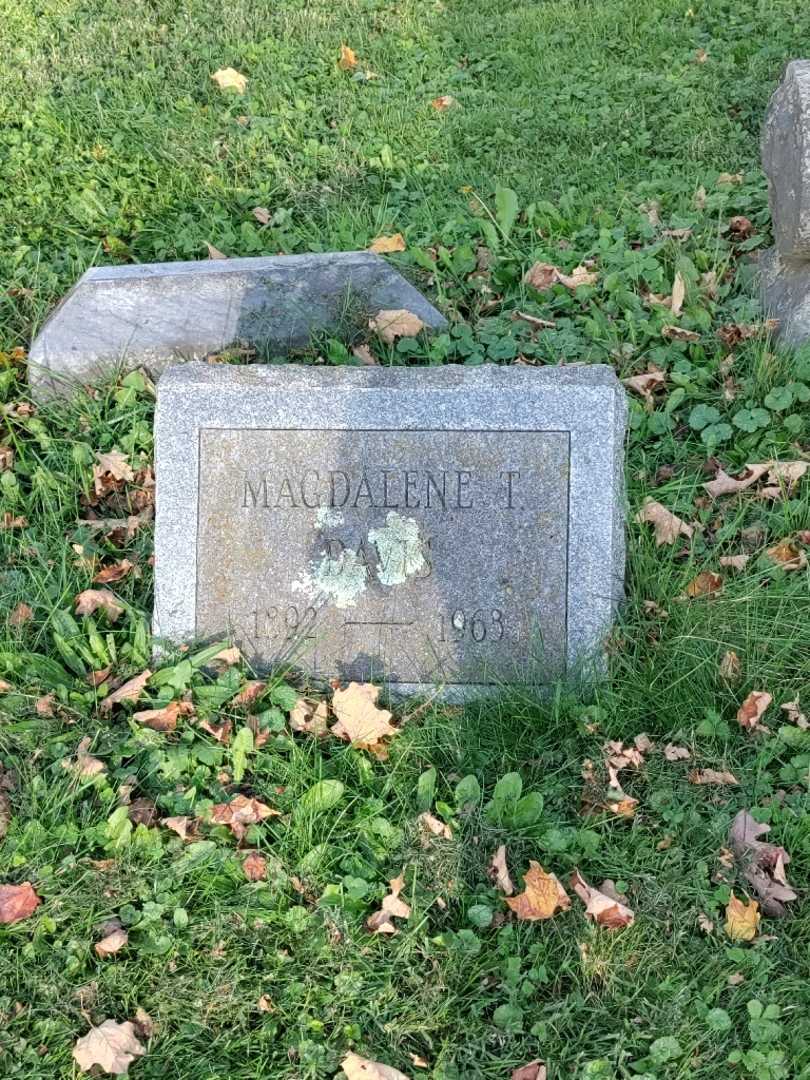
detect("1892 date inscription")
[196,428,570,684]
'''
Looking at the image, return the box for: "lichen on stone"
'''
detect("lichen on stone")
[292,549,367,608]
[368,512,426,586]
[315,506,345,529]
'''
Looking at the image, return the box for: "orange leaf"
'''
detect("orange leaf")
[0,881,41,924]
[338,45,358,70]
[100,669,152,713]
[505,861,570,921]
[684,571,722,598]
[242,851,268,881]
[570,870,634,929]
[736,690,772,732]
[75,589,124,622]
[369,233,406,254]
[366,873,411,934]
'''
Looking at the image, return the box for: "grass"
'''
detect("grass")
[1,0,810,1078]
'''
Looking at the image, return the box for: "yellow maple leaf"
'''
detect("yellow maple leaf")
[724,893,760,941]
[505,861,570,921]
[331,682,397,754]
[369,233,406,254]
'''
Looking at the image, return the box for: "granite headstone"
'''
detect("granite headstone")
[153,363,626,695]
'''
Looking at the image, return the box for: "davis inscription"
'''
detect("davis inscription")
[195,428,570,684]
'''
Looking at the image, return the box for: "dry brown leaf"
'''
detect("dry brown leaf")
[719,554,750,571]
[73,1019,145,1075]
[133,699,194,732]
[698,912,715,933]
[252,206,270,225]
[211,67,247,93]
[643,599,669,619]
[338,45,358,70]
[0,882,41,924]
[703,463,769,498]
[0,445,13,471]
[93,449,134,492]
[664,743,690,761]
[75,589,124,622]
[604,739,646,771]
[62,737,107,779]
[684,571,722,598]
[635,498,693,545]
[210,646,242,668]
[332,682,397,755]
[431,94,457,110]
[670,271,686,317]
[688,768,738,786]
[93,560,134,585]
[695,47,709,63]
[718,172,744,185]
[257,994,274,1013]
[524,261,597,290]
[36,693,55,716]
[737,691,772,732]
[341,1051,410,1080]
[728,810,797,916]
[351,344,379,365]
[369,233,406,254]
[719,649,741,681]
[211,795,280,841]
[765,540,808,571]
[0,512,27,529]
[368,309,426,345]
[570,870,634,928]
[206,241,227,259]
[242,851,268,881]
[367,873,411,934]
[512,1062,547,1080]
[622,370,666,409]
[95,929,128,958]
[418,812,452,840]
[662,325,700,342]
[489,844,514,895]
[724,894,760,941]
[198,718,232,744]
[232,680,266,707]
[505,861,570,921]
[9,602,33,628]
[100,669,152,713]
[780,699,808,728]
[161,816,196,841]
[290,696,330,736]
[729,215,754,238]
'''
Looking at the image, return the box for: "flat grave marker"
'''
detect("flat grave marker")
[154,363,626,695]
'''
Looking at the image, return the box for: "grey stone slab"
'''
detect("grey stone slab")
[759,247,810,345]
[762,60,810,259]
[27,252,447,399]
[153,363,626,697]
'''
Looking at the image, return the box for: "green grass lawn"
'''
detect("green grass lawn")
[1,1,810,1077]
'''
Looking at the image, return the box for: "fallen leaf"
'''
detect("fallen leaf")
[718,172,744,185]
[9,602,33,628]
[724,894,760,941]
[128,799,158,827]
[765,540,808,571]
[351,344,379,365]
[703,463,769,498]
[332,682,397,755]
[489,844,514,895]
[206,241,227,259]
[338,45,358,70]
[622,369,666,408]
[73,1019,145,1075]
[512,1062,546,1080]
[506,862,570,921]
[0,882,41,924]
[367,873,411,934]
[736,691,772,732]
[36,693,55,716]
[643,599,669,619]
[662,226,693,241]
[695,47,709,62]
[100,669,152,713]
[719,649,741,680]
[252,207,270,225]
[290,696,330,736]
[211,67,247,93]
[604,739,646,771]
[368,309,426,345]
[132,1008,154,1039]
[210,646,242,668]
[369,233,406,254]
[764,460,808,489]
[719,554,750,571]
[729,215,754,238]
[635,498,693,545]
[670,271,686,317]
[62,737,107,779]
[95,929,128,958]
[729,810,797,916]
[161,816,196,841]
[684,571,722,598]
[242,851,268,881]
[210,794,280,841]
[570,870,634,928]
[698,913,715,933]
[198,718,232,744]
[662,325,700,342]
[728,971,745,986]
[341,1051,410,1080]
[780,700,808,728]
[524,261,597,290]
[0,512,27,529]
[418,812,452,840]
[688,768,738,786]
[257,994,273,1013]
[75,589,124,622]
[133,699,194,732]
[664,743,690,761]
[431,94,457,110]
[93,560,134,585]
[0,445,13,470]
[93,449,134,494]
[231,680,266,707]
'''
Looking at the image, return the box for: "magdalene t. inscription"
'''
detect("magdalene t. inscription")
[195,428,570,684]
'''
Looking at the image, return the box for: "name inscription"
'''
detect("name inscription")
[195,428,570,684]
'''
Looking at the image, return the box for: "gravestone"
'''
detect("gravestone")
[153,363,626,695]
[760,59,810,344]
[27,252,446,398]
